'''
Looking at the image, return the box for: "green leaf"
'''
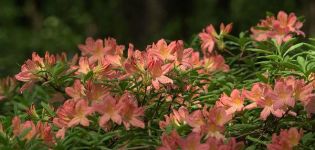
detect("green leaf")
[41,102,55,116]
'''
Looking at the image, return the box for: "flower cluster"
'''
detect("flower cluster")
[251,11,304,44]
[0,10,313,149]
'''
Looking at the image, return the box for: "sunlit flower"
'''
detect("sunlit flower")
[78,37,106,63]
[216,89,245,115]
[267,128,303,150]
[117,92,145,130]
[148,39,177,62]
[93,95,122,127]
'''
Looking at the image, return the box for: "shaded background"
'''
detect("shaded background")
[0,0,315,77]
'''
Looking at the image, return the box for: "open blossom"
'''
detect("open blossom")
[53,99,93,136]
[173,40,194,70]
[148,39,177,62]
[12,116,37,141]
[159,106,188,129]
[186,110,206,132]
[257,89,284,120]
[85,80,109,104]
[65,80,86,101]
[92,95,122,127]
[273,80,295,109]
[147,58,173,89]
[216,89,245,115]
[251,11,304,44]
[117,92,145,130]
[124,44,148,75]
[157,131,180,150]
[74,57,113,79]
[267,128,303,150]
[244,83,270,110]
[201,55,229,73]
[206,137,244,150]
[15,52,59,93]
[177,132,209,150]
[199,23,232,54]
[12,116,54,144]
[201,106,231,139]
[78,37,125,64]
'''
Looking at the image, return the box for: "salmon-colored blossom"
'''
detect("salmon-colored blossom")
[206,137,244,150]
[65,80,86,101]
[147,58,173,89]
[216,89,245,115]
[273,80,295,109]
[85,80,109,104]
[257,89,284,120]
[117,92,145,130]
[159,106,188,129]
[267,128,303,150]
[67,100,94,127]
[93,95,122,127]
[12,116,37,141]
[177,132,209,150]
[148,39,177,62]
[157,131,180,150]
[199,23,232,54]
[201,55,229,73]
[251,11,304,44]
[244,83,271,110]
[15,52,56,93]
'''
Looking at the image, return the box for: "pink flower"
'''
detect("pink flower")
[67,100,94,127]
[53,99,93,129]
[186,110,206,132]
[173,41,194,70]
[12,116,37,141]
[206,137,244,150]
[65,80,86,101]
[257,89,284,120]
[216,89,245,115]
[159,106,188,129]
[92,95,122,127]
[251,11,304,44]
[78,37,106,63]
[35,122,54,145]
[201,107,231,139]
[267,128,303,150]
[201,55,229,73]
[117,92,145,130]
[177,132,209,150]
[85,80,109,104]
[244,83,271,110]
[273,80,295,109]
[199,23,232,55]
[147,58,173,89]
[74,57,112,79]
[157,131,180,150]
[148,39,177,62]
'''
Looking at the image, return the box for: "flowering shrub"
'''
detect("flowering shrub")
[0,11,314,149]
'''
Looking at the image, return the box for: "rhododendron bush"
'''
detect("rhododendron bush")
[0,11,315,150]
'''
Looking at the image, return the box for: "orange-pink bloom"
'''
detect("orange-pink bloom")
[256,89,284,120]
[92,94,122,127]
[267,128,303,150]
[251,11,304,44]
[147,58,173,89]
[65,79,86,101]
[216,89,245,115]
[177,132,209,150]
[117,92,145,130]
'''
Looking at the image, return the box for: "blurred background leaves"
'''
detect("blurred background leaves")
[0,0,314,76]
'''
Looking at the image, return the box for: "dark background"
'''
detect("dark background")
[1,0,315,77]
